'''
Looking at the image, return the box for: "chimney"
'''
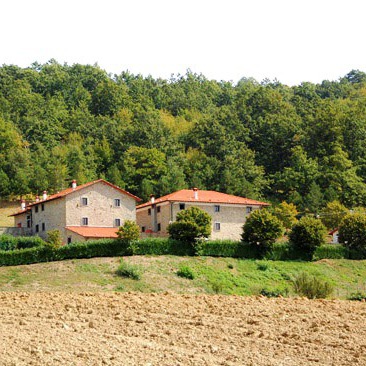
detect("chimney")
[42,191,48,200]
[193,187,198,200]
[150,194,155,204]
[72,180,77,189]
[35,196,40,202]
[21,199,26,210]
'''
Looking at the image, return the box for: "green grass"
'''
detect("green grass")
[0,256,364,298]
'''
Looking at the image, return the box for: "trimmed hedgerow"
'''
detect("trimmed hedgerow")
[0,239,129,266]
[0,235,45,251]
[0,236,362,267]
[133,238,194,256]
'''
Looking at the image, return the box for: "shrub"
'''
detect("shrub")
[260,288,288,298]
[168,207,211,250]
[241,209,284,257]
[256,261,270,271]
[211,281,224,294]
[115,259,141,280]
[293,272,333,299]
[45,230,62,249]
[347,291,366,301]
[117,220,140,254]
[176,266,195,280]
[338,213,366,253]
[168,221,201,244]
[289,216,326,259]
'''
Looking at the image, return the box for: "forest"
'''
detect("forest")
[1,60,366,213]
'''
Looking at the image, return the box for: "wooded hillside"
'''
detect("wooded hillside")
[1,60,366,212]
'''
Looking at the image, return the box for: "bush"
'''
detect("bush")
[347,291,366,301]
[115,259,142,280]
[292,272,333,299]
[289,216,326,259]
[242,209,284,257]
[176,266,195,280]
[117,220,140,254]
[338,213,366,254]
[45,230,62,249]
[260,288,288,298]
[168,207,212,249]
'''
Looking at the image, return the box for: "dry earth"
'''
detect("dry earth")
[0,293,365,365]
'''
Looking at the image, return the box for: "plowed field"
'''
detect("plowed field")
[0,292,365,365]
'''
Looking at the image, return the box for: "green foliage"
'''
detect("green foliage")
[115,259,141,280]
[292,272,333,299]
[45,230,62,249]
[241,209,284,256]
[0,235,45,251]
[176,266,195,280]
[1,62,366,212]
[289,216,327,258]
[116,220,140,254]
[259,288,288,298]
[338,213,366,253]
[313,244,348,260]
[168,206,212,248]
[347,292,366,301]
[272,201,298,230]
[320,200,349,229]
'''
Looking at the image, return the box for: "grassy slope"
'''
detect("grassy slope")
[0,201,18,227]
[0,256,365,299]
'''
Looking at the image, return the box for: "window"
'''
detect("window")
[214,205,220,212]
[246,207,253,214]
[214,222,221,231]
[67,237,72,244]
[26,215,31,228]
[41,204,45,211]
[35,224,39,233]
[179,203,185,210]
[157,206,161,213]
[42,223,45,231]
[35,206,38,213]
[114,218,121,227]
[114,198,121,207]
[148,208,151,216]
[157,223,161,231]
[82,217,88,226]
[81,197,88,206]
[142,226,146,233]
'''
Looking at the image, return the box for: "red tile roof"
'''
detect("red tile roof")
[137,189,269,209]
[10,179,141,216]
[65,226,119,238]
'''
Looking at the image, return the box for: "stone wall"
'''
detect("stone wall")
[0,227,32,236]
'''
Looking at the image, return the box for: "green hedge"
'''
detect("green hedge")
[0,239,128,266]
[133,238,194,256]
[0,235,45,251]
[0,237,364,267]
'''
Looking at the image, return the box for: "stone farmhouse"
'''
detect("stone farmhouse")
[10,179,141,243]
[136,188,269,241]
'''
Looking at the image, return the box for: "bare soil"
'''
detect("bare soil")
[0,292,365,365]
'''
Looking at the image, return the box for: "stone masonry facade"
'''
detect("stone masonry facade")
[13,181,137,243]
[137,202,261,241]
